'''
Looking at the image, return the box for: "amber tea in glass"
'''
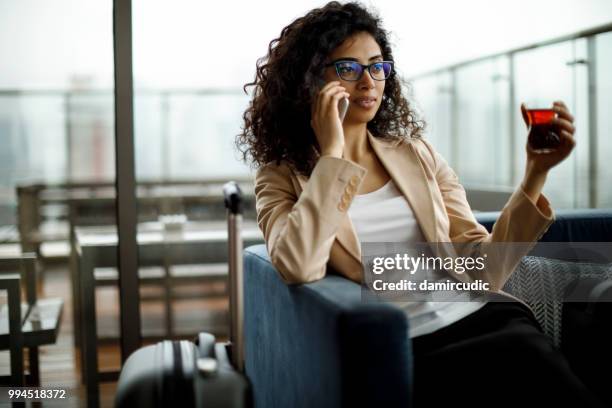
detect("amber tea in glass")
[526,109,561,151]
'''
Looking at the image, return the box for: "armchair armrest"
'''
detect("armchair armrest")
[244,245,412,408]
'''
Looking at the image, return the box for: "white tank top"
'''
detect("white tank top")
[348,179,487,338]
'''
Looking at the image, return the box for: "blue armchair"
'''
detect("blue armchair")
[243,209,612,407]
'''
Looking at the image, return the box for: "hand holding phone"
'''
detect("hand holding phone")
[310,81,350,158]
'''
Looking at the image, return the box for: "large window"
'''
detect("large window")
[0,94,68,226]
[0,0,115,239]
[411,32,610,209]
[411,72,453,163]
[596,32,612,207]
[513,39,588,209]
[455,56,511,188]
[0,0,117,390]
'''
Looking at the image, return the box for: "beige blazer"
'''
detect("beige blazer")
[254,132,554,295]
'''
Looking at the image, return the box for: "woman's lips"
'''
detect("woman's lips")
[353,97,377,109]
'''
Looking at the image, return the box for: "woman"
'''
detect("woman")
[237,2,605,407]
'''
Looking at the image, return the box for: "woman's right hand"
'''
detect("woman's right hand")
[310,81,350,158]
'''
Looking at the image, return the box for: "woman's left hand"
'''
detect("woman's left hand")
[521,100,576,175]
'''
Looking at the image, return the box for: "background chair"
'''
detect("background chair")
[243,209,612,407]
[0,253,64,386]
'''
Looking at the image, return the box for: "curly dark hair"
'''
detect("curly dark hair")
[236,1,425,176]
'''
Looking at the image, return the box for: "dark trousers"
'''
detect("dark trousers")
[411,301,608,408]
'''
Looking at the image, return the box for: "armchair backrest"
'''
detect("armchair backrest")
[475,209,612,243]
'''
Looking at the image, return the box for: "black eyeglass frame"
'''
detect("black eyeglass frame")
[324,60,394,81]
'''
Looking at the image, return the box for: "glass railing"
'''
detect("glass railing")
[1,23,611,230]
[410,23,612,209]
[0,89,252,226]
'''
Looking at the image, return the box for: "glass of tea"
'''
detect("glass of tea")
[524,100,561,152]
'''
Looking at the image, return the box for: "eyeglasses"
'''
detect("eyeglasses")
[325,60,394,81]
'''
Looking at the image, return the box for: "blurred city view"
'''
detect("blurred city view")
[1,0,611,229]
[0,88,252,228]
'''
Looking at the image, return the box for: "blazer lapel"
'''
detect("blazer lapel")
[295,133,438,266]
[368,133,438,244]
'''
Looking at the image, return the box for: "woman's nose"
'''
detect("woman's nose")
[358,69,375,89]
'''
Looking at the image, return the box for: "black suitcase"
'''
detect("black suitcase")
[115,182,251,408]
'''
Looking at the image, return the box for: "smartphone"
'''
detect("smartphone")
[338,97,349,122]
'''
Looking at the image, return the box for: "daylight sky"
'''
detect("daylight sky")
[1,0,611,89]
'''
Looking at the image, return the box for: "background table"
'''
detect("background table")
[74,221,263,407]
